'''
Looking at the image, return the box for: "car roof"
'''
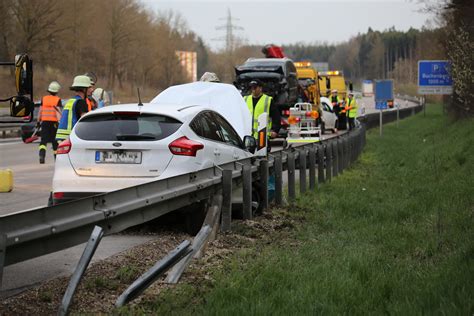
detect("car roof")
[149,82,252,138]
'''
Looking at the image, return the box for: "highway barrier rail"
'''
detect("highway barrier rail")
[0,96,422,285]
[0,124,21,138]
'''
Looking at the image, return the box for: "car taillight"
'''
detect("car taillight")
[53,192,64,199]
[288,116,301,125]
[57,139,72,154]
[281,110,290,116]
[169,136,204,157]
[306,111,319,119]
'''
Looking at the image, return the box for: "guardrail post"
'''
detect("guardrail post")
[0,234,5,288]
[221,170,233,231]
[58,226,104,316]
[338,138,344,174]
[332,141,338,177]
[342,137,349,170]
[347,137,351,168]
[325,144,332,182]
[259,159,269,211]
[287,152,296,201]
[308,147,316,190]
[242,164,252,220]
[317,145,325,184]
[299,149,307,194]
[354,130,360,159]
[344,137,349,170]
[337,138,343,174]
[274,155,283,206]
[349,134,354,164]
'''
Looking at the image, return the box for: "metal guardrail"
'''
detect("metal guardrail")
[0,98,422,274]
[0,124,21,138]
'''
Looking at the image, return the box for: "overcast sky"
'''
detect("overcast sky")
[140,0,436,51]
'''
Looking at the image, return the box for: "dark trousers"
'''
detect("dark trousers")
[39,121,59,160]
[348,117,355,130]
[338,113,347,130]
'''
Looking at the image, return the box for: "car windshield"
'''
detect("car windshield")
[75,113,182,141]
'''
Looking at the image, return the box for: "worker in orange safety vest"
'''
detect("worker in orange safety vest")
[38,81,62,164]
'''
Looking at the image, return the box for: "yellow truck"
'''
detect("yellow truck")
[319,70,347,99]
[294,61,321,106]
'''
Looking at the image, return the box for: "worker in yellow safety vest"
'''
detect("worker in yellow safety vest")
[243,79,281,149]
[56,75,92,141]
[345,91,358,130]
[38,81,62,164]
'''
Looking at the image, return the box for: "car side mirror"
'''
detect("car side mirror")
[15,54,33,96]
[243,135,257,154]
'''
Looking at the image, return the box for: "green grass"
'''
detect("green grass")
[125,104,474,315]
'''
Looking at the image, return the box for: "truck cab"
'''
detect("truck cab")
[294,61,321,107]
[319,70,347,99]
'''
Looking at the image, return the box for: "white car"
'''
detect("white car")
[52,83,256,204]
[319,97,338,133]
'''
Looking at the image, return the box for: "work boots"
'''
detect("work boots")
[39,149,46,164]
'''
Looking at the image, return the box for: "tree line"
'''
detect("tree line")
[0,0,470,116]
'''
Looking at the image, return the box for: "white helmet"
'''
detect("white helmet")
[70,75,92,90]
[200,72,220,82]
[48,81,61,93]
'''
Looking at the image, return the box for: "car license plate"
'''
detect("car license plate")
[95,151,142,164]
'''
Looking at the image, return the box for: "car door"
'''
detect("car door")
[321,101,336,129]
[286,61,299,103]
[210,112,250,161]
[189,111,226,165]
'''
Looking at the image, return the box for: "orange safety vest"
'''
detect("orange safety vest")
[39,95,61,122]
[86,97,96,112]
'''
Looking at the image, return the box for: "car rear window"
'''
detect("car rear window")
[75,113,182,141]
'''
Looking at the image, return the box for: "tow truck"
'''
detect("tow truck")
[286,102,321,143]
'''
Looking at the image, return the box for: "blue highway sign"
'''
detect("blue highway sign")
[418,60,453,95]
[374,80,394,110]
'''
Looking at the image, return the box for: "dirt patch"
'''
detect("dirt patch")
[0,206,302,314]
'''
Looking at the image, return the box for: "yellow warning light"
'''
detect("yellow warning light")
[295,61,312,68]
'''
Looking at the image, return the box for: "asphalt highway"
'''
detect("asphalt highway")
[0,138,54,215]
